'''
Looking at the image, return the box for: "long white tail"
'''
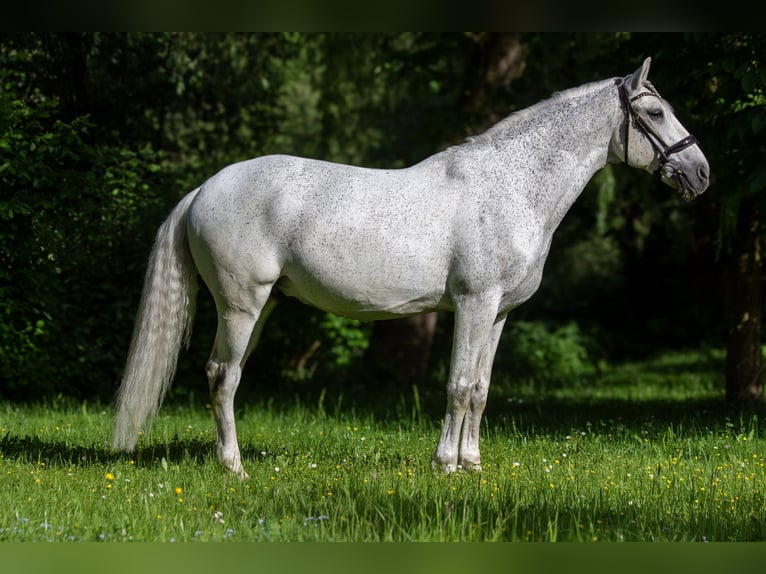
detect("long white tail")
[112,189,201,452]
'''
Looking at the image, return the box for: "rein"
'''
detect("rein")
[615,78,697,181]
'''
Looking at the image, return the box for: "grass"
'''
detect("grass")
[1,349,765,542]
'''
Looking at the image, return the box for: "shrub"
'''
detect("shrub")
[497,320,598,386]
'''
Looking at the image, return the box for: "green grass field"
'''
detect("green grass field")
[1,349,765,542]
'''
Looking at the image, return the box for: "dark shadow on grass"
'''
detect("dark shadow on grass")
[0,429,290,473]
[126,438,275,472]
[230,376,762,440]
[227,341,763,439]
[483,395,748,436]
[0,433,114,467]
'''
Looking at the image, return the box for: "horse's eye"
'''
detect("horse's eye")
[648,108,664,120]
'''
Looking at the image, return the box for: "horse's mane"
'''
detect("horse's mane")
[462,78,617,146]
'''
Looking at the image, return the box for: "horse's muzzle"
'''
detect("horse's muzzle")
[661,158,710,200]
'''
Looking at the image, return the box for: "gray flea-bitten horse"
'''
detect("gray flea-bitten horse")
[113,57,709,479]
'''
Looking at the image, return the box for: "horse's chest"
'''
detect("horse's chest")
[493,237,552,312]
[499,260,545,311]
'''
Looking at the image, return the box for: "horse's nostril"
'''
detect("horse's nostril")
[698,163,710,182]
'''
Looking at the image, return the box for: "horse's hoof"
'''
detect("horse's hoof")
[230,464,249,480]
[432,460,458,474]
[223,461,249,480]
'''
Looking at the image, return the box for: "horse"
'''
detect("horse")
[112,57,709,479]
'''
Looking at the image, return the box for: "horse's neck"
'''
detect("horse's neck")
[461,80,621,231]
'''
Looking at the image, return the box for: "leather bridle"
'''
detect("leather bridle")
[616,78,698,184]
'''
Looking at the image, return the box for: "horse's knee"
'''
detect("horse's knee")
[447,377,473,409]
[470,376,490,410]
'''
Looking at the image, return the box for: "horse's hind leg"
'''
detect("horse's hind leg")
[206,289,276,479]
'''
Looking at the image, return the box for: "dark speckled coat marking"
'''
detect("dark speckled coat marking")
[113,58,709,479]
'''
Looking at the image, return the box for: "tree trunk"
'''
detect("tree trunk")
[725,197,764,406]
[461,33,527,130]
[366,313,438,387]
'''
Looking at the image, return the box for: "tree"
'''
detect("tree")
[0,59,169,397]
[629,33,766,406]
[520,33,766,406]
[3,33,760,406]
[0,33,296,398]
[706,35,766,406]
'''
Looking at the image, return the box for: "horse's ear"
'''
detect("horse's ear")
[627,57,652,91]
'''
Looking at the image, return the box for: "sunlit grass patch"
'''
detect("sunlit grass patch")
[1,349,764,541]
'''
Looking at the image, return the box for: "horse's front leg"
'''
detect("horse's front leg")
[457,315,506,471]
[433,294,500,473]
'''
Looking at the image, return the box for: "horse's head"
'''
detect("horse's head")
[613,57,710,200]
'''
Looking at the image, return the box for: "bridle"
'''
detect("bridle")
[616,77,698,184]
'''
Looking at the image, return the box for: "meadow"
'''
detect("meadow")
[1,349,765,542]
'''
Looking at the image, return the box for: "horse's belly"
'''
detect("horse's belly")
[274,270,450,321]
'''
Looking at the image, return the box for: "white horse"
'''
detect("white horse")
[113,57,709,479]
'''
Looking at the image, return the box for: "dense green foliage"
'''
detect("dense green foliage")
[2,350,765,541]
[1,33,764,403]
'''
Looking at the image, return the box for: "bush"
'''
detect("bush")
[0,85,172,400]
[496,320,599,386]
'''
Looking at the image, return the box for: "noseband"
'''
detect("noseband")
[616,78,697,181]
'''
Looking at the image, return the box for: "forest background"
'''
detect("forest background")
[1,32,764,410]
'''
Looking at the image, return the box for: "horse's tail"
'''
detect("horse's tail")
[112,188,201,452]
